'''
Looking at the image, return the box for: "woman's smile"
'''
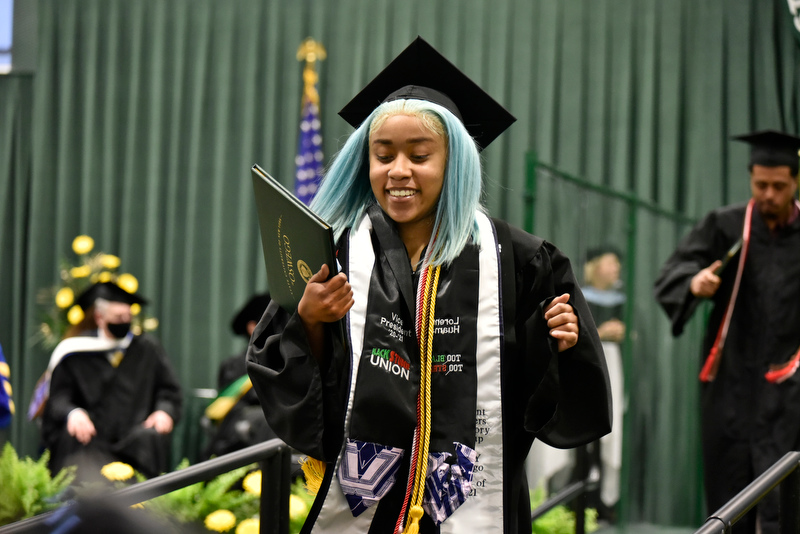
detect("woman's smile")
[387,188,417,198]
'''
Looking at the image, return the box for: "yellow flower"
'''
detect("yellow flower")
[142,317,159,331]
[289,494,309,521]
[55,287,74,309]
[4,381,12,396]
[130,303,141,316]
[116,273,138,294]
[70,265,92,278]
[242,470,261,495]
[235,518,259,534]
[100,254,121,269]
[67,305,84,325]
[72,235,94,255]
[101,461,135,482]
[98,271,113,283]
[7,399,13,415]
[0,361,9,378]
[204,510,236,532]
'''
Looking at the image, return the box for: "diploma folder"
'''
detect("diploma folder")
[713,238,743,276]
[251,164,337,313]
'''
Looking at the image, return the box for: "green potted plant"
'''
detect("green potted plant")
[0,443,76,526]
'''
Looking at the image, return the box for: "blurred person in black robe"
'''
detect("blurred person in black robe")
[40,282,182,479]
[654,130,800,534]
[247,37,611,534]
[581,246,626,522]
[200,293,275,460]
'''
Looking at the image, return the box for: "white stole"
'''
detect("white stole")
[311,211,505,533]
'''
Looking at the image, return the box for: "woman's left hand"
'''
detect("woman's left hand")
[544,293,579,352]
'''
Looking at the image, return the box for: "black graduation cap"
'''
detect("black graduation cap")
[732,130,800,175]
[585,245,623,264]
[338,36,516,151]
[230,293,271,337]
[75,281,148,311]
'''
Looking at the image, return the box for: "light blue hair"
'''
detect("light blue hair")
[310,99,484,266]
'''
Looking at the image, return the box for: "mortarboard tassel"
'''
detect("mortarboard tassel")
[301,456,326,495]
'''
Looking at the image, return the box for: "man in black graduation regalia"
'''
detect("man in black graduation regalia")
[41,281,183,479]
[654,130,800,534]
[200,293,275,460]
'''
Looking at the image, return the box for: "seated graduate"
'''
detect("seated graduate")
[39,281,182,479]
[247,37,612,534]
[200,293,276,460]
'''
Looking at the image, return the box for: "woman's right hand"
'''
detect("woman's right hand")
[298,264,354,327]
[297,264,353,362]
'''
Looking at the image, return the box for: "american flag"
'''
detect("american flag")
[0,343,12,428]
[294,96,324,205]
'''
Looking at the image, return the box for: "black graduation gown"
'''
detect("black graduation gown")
[247,220,611,534]
[41,334,183,478]
[584,293,624,327]
[654,202,800,533]
[200,350,275,460]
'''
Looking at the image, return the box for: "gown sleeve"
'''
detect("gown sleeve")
[246,300,347,461]
[46,360,80,424]
[508,228,612,449]
[653,211,724,336]
[146,336,183,424]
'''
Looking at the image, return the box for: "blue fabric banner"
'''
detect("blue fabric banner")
[0,343,13,428]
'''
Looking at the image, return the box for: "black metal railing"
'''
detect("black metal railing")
[530,444,596,534]
[14,441,799,533]
[0,439,292,534]
[694,451,800,534]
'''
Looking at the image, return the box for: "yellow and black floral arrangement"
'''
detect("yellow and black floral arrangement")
[35,235,159,350]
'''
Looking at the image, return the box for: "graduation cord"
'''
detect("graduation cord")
[396,261,441,534]
[699,199,753,383]
[700,198,800,384]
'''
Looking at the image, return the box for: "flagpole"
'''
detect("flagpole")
[294,38,326,205]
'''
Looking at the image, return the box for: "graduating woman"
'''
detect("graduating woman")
[247,37,611,534]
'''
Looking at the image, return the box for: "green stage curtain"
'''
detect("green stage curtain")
[0,0,798,527]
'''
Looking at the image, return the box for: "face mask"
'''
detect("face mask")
[107,322,131,339]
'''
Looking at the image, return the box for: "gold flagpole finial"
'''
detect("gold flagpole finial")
[297,38,326,108]
[297,38,327,64]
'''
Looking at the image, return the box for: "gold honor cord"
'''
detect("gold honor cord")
[403,264,441,534]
